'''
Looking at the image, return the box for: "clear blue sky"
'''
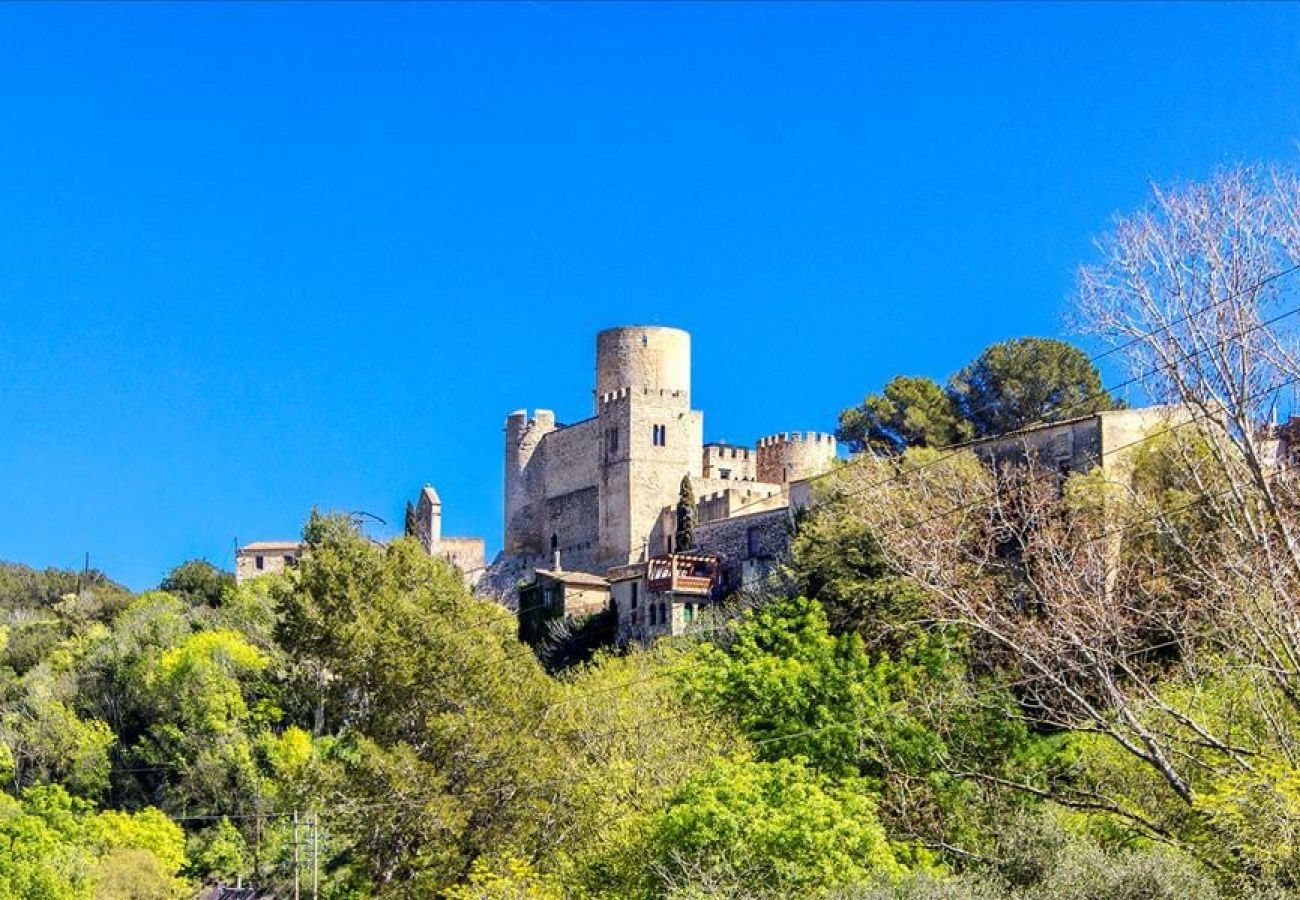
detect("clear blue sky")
[2,3,1299,590]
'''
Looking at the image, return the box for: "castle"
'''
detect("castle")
[500,325,836,581]
[237,324,833,630]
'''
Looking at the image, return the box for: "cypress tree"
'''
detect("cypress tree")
[675,475,696,552]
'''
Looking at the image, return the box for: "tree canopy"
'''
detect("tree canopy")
[948,337,1117,437]
[837,338,1117,452]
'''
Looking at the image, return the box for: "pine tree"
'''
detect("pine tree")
[675,475,696,552]
[404,500,418,538]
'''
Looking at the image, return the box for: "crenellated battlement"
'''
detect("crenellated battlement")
[704,442,753,459]
[757,431,837,448]
[506,409,556,438]
[597,386,689,407]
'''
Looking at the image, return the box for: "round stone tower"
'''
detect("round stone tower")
[757,432,839,484]
[503,409,554,554]
[595,326,691,403]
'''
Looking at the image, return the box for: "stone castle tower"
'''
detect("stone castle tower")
[502,325,836,578]
[505,326,702,571]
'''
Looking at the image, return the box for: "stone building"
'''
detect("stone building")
[608,552,723,646]
[968,406,1188,480]
[517,568,612,646]
[410,484,487,586]
[234,540,303,585]
[501,325,837,578]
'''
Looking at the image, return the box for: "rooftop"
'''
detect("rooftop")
[533,568,610,588]
[237,541,304,553]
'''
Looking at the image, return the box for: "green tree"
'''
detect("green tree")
[788,485,923,638]
[675,475,696,552]
[947,337,1115,438]
[641,755,900,897]
[158,560,234,608]
[404,500,419,539]
[0,784,187,900]
[837,376,973,455]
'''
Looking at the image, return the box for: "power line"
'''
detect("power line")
[719,266,1300,522]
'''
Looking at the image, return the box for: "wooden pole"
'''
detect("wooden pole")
[293,810,301,900]
[311,810,319,900]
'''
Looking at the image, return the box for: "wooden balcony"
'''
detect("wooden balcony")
[646,553,720,595]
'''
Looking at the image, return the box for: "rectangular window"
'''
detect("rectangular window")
[284,555,296,567]
[630,581,638,609]
[746,526,760,557]
[719,468,731,480]
[684,603,694,623]
[607,427,618,454]
[255,555,265,570]
[652,424,666,446]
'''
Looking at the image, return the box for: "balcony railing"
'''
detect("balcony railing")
[646,553,720,595]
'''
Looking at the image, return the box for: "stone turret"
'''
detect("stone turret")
[594,326,691,411]
[756,431,838,484]
[503,409,555,555]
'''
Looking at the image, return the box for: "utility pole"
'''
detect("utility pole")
[311,809,320,900]
[293,810,301,900]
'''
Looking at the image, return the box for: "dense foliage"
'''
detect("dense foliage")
[836,338,1117,453]
[1,478,1271,898]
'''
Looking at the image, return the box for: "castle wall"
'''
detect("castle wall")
[435,537,486,585]
[544,486,600,571]
[702,443,757,481]
[693,507,792,589]
[695,483,786,526]
[539,417,601,498]
[756,432,838,483]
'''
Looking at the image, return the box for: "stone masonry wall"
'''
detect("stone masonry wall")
[703,443,757,481]
[693,507,792,589]
[544,486,601,571]
[756,432,838,484]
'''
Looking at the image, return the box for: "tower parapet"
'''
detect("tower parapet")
[756,431,838,484]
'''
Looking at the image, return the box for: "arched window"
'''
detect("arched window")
[550,533,558,554]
